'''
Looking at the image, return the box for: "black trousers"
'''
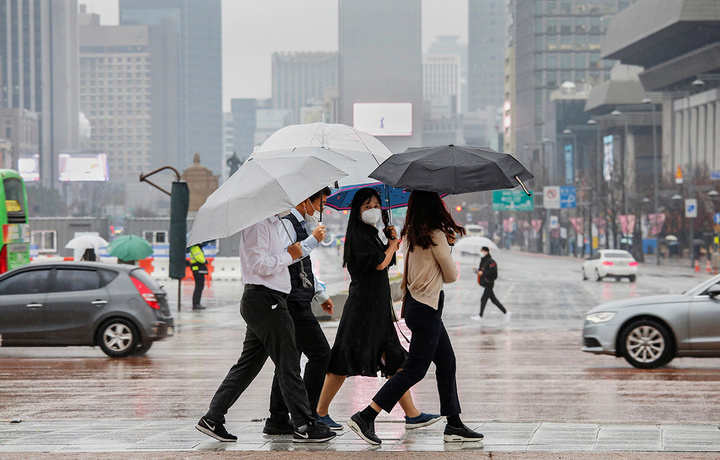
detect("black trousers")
[205,288,313,428]
[192,270,205,307]
[268,300,331,422]
[372,291,461,416]
[480,285,506,316]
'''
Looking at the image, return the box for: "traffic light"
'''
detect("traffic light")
[455,205,462,212]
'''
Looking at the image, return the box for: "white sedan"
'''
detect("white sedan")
[582,249,638,282]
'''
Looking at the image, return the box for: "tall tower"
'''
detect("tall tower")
[468,0,506,113]
[338,0,423,152]
[119,0,222,174]
[0,0,79,187]
[512,0,636,165]
[272,52,338,124]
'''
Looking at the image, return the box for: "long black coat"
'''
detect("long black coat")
[328,222,406,377]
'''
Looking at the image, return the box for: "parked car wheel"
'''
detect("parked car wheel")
[619,319,674,369]
[97,318,139,358]
[135,342,153,355]
[628,275,637,282]
[595,269,603,282]
[582,268,587,280]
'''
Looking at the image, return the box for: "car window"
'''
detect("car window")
[604,252,632,259]
[0,269,51,295]
[99,269,119,286]
[591,253,600,260]
[53,269,103,292]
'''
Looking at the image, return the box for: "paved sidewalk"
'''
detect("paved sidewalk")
[2,420,720,454]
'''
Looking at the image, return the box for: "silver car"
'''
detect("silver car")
[582,274,720,368]
[0,262,174,357]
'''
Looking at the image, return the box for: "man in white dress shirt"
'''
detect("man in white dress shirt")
[196,214,336,444]
[264,187,338,434]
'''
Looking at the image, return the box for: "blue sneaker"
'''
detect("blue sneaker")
[317,414,343,431]
[405,412,442,429]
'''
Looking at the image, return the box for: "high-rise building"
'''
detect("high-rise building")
[427,36,468,114]
[119,0,222,174]
[511,0,636,167]
[230,98,257,162]
[468,0,506,112]
[338,0,423,152]
[79,13,179,182]
[0,0,79,187]
[272,52,338,124]
[423,55,462,114]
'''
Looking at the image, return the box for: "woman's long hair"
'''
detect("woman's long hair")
[401,190,466,251]
[343,187,382,267]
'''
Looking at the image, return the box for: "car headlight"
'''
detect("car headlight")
[585,312,616,323]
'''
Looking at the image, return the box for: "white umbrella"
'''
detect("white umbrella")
[454,236,499,255]
[187,155,347,247]
[253,122,392,186]
[65,234,108,250]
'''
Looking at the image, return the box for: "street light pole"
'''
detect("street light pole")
[643,98,660,214]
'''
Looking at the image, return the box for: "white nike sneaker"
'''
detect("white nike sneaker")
[470,314,483,323]
[504,311,512,324]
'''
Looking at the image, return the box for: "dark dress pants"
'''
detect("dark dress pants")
[268,300,331,422]
[480,284,506,316]
[192,270,205,306]
[205,288,313,428]
[372,291,461,416]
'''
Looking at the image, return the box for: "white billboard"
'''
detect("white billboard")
[18,154,40,182]
[58,153,109,182]
[353,103,412,136]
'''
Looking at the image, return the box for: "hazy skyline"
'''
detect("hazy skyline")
[81,0,469,110]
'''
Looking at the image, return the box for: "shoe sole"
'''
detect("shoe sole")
[195,424,237,442]
[347,418,382,445]
[292,433,337,443]
[263,429,295,435]
[405,415,442,430]
[326,425,343,431]
[443,434,484,443]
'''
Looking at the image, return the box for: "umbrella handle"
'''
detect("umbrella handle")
[516,175,532,196]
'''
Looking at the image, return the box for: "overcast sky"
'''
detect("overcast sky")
[81,0,468,111]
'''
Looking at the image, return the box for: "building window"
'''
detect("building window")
[31,230,57,253]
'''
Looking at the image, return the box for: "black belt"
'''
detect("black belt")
[244,284,288,298]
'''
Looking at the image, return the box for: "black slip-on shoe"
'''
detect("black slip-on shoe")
[293,420,336,443]
[443,423,484,443]
[192,304,207,310]
[263,418,294,435]
[347,412,382,445]
[196,416,237,442]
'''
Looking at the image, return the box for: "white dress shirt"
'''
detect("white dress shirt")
[239,216,293,294]
[280,208,329,303]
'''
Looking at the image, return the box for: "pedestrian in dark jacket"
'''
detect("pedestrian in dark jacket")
[471,246,510,325]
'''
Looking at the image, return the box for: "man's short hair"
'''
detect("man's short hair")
[309,186,333,202]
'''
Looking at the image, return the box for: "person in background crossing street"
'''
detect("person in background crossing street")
[471,246,510,325]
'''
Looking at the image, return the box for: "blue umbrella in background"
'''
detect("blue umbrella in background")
[325,182,413,211]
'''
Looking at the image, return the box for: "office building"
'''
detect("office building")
[230,98,257,162]
[272,52,338,124]
[0,0,79,186]
[79,13,179,182]
[423,54,462,114]
[468,0,506,112]
[511,0,635,168]
[119,0,223,174]
[338,0,423,152]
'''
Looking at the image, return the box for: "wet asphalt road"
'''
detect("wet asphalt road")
[1,248,719,426]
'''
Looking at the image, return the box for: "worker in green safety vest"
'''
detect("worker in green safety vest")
[188,244,208,310]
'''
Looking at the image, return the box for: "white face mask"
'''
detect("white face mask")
[481,251,488,258]
[361,208,382,226]
[304,201,321,223]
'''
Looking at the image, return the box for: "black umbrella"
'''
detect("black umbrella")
[369,144,534,195]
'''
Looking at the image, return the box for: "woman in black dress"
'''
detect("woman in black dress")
[316,188,439,430]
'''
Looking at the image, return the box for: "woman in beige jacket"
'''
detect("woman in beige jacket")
[347,190,484,445]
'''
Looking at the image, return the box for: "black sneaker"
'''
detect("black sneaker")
[196,416,237,442]
[293,420,337,443]
[192,304,207,310]
[347,412,382,445]
[263,417,294,435]
[443,423,484,443]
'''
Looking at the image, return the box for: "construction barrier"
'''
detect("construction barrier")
[211,257,242,281]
